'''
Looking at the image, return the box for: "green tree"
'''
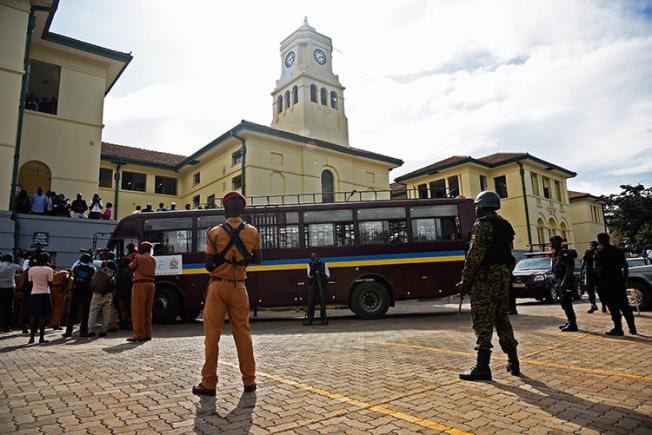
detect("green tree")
[602,184,652,249]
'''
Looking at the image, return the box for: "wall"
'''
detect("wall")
[570,197,605,253]
[0,0,30,210]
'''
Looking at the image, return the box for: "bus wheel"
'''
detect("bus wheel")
[351,282,389,319]
[153,286,180,324]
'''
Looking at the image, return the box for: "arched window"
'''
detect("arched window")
[292,86,298,104]
[277,95,283,113]
[330,91,338,109]
[310,84,317,102]
[536,218,545,248]
[321,170,334,203]
[560,221,568,242]
[284,90,290,108]
[320,87,327,105]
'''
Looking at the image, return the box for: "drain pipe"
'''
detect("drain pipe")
[113,162,122,219]
[11,8,39,256]
[517,159,533,251]
[232,132,247,196]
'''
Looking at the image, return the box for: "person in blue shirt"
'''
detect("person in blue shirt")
[30,187,49,214]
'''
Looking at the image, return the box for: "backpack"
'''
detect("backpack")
[91,266,115,294]
[74,263,94,287]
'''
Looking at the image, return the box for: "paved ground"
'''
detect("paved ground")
[1,299,651,435]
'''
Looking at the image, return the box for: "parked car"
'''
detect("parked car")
[626,257,651,268]
[512,252,580,303]
[627,264,652,310]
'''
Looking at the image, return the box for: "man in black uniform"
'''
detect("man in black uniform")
[594,233,637,336]
[551,235,578,332]
[304,253,330,326]
[580,241,602,313]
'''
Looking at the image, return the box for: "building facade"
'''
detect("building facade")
[568,191,606,252]
[395,153,579,251]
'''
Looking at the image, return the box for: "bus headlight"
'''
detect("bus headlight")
[534,275,546,282]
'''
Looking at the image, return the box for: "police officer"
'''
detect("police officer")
[580,241,601,313]
[457,191,519,381]
[594,232,637,336]
[551,235,578,332]
[304,253,330,326]
[193,191,262,396]
[127,242,156,342]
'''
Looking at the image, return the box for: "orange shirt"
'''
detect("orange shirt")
[206,217,261,281]
[52,270,70,289]
[129,253,157,280]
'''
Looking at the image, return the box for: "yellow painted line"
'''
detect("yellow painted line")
[221,362,473,435]
[532,330,650,345]
[373,341,652,382]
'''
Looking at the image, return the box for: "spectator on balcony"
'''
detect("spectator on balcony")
[88,194,103,219]
[170,202,177,211]
[51,194,70,217]
[156,202,167,212]
[102,203,113,220]
[71,194,88,218]
[184,204,191,211]
[30,187,48,215]
[141,203,153,213]
[131,205,141,215]
[14,190,31,214]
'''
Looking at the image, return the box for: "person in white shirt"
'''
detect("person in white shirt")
[304,253,330,326]
[0,254,23,332]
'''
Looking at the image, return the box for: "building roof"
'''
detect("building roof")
[101,142,187,169]
[568,190,603,202]
[101,120,403,171]
[395,152,575,182]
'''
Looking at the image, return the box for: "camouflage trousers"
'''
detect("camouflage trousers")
[470,265,518,352]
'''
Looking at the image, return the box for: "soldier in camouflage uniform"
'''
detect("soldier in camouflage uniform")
[457,191,519,381]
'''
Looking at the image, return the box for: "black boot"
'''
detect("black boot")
[587,304,598,313]
[558,322,568,330]
[560,323,578,332]
[506,349,520,376]
[459,349,492,381]
[606,327,624,336]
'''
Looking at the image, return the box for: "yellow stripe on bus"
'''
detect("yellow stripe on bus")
[180,255,464,275]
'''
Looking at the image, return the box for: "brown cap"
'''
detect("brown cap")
[222,191,246,208]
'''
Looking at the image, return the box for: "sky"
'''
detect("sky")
[51,0,652,195]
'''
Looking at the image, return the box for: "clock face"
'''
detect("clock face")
[313,48,327,65]
[284,51,295,68]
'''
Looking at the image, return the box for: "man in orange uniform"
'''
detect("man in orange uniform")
[192,191,262,396]
[127,241,156,342]
[50,269,71,330]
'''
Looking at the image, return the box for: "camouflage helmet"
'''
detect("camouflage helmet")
[474,191,501,210]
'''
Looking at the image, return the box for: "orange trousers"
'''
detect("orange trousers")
[131,282,155,339]
[201,280,255,389]
[50,289,70,327]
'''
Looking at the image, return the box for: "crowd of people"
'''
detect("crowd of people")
[14,188,113,220]
[25,94,58,115]
[131,202,193,214]
[0,242,156,344]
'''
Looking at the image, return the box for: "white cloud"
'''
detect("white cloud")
[53,0,652,194]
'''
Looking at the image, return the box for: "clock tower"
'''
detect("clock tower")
[271,18,349,147]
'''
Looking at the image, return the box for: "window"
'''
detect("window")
[232,149,243,167]
[26,60,60,115]
[429,179,446,198]
[145,218,193,254]
[358,208,407,244]
[232,175,242,190]
[494,176,508,198]
[285,90,291,108]
[277,95,283,113]
[410,205,460,241]
[536,218,546,247]
[542,177,551,199]
[417,184,428,199]
[531,173,540,196]
[121,171,146,192]
[155,176,177,195]
[321,170,334,203]
[447,176,460,197]
[206,195,216,209]
[320,87,327,105]
[330,91,338,109]
[193,195,200,208]
[196,214,225,250]
[304,209,354,247]
[193,172,200,186]
[292,86,298,104]
[99,168,113,189]
[554,180,562,202]
[310,84,317,102]
[249,212,299,249]
[479,175,488,191]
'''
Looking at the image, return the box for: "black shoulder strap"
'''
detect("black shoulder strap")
[218,223,252,265]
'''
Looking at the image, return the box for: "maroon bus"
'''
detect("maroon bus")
[106,197,475,323]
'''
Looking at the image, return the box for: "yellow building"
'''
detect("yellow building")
[568,190,606,252]
[1,0,132,210]
[395,153,578,250]
[99,20,402,219]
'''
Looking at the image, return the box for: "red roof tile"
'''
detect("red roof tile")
[395,156,470,181]
[478,152,527,164]
[101,142,186,166]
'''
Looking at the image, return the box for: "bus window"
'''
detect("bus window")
[196,215,225,252]
[410,205,459,241]
[249,212,300,249]
[358,207,407,244]
[304,209,354,247]
[145,218,193,254]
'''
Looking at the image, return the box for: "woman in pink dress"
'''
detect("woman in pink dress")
[26,252,54,344]
[102,202,113,220]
